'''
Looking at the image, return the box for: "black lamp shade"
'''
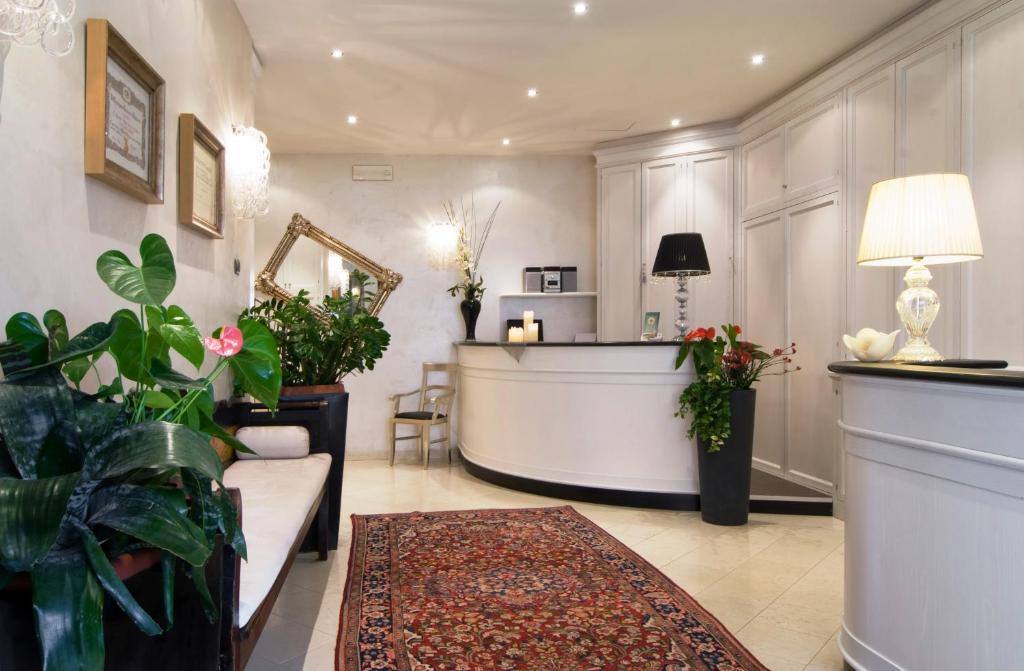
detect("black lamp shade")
[651,233,711,277]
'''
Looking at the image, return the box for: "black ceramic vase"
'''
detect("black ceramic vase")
[460,299,481,341]
[697,388,757,526]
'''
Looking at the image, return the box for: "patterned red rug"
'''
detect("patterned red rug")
[337,506,767,670]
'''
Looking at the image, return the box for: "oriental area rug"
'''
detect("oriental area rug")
[337,506,767,671]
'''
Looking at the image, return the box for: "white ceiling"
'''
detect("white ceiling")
[236,0,927,155]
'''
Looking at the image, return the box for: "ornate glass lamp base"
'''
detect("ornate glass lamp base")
[892,339,943,362]
[893,261,944,363]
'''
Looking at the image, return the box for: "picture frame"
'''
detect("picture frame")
[84,19,165,204]
[177,114,225,238]
[641,311,661,338]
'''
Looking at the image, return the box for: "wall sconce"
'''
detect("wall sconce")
[229,124,271,220]
[0,0,76,56]
[427,220,459,269]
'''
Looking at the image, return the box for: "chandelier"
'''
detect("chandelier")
[0,0,76,56]
[229,124,271,220]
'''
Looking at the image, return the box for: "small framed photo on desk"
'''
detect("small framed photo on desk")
[641,311,661,340]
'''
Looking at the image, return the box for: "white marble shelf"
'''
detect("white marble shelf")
[499,292,597,298]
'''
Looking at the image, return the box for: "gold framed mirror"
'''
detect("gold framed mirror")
[255,213,403,317]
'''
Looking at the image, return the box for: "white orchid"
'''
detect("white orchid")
[843,328,900,362]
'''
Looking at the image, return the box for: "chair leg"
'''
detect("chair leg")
[445,422,452,464]
[421,424,431,469]
[388,420,396,466]
[316,493,328,561]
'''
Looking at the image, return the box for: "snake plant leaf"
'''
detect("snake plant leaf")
[229,319,282,410]
[84,422,223,482]
[0,566,10,590]
[13,321,116,381]
[155,305,204,370]
[73,395,126,450]
[32,559,105,671]
[150,359,207,390]
[214,488,247,560]
[76,522,162,636]
[89,485,211,567]
[186,563,219,623]
[0,473,78,572]
[0,340,33,376]
[182,471,246,560]
[0,367,76,479]
[96,234,176,306]
[5,312,48,367]
[161,552,175,628]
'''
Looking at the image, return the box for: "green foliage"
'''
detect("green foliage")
[0,234,281,670]
[241,271,391,387]
[675,324,798,453]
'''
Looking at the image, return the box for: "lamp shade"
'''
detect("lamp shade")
[651,233,711,277]
[858,173,983,267]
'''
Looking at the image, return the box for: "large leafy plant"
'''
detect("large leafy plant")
[241,270,390,387]
[0,234,282,670]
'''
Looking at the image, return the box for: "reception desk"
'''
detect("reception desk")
[829,362,1024,670]
[456,341,701,508]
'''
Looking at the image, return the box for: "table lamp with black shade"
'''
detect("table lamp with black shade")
[651,233,711,340]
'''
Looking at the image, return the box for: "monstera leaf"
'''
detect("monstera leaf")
[96,234,176,306]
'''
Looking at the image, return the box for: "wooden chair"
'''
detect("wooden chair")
[388,363,457,468]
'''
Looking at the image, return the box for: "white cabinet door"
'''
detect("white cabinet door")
[741,129,785,220]
[641,158,686,336]
[895,31,962,358]
[787,195,842,491]
[687,151,733,330]
[740,210,787,474]
[962,0,1024,361]
[785,97,842,204]
[599,164,642,340]
[846,66,897,335]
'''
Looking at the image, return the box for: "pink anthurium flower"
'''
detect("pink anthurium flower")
[204,326,244,358]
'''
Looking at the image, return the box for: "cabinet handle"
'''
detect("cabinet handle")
[640,263,647,285]
[782,184,788,189]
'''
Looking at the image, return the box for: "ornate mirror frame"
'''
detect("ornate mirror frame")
[255,213,403,318]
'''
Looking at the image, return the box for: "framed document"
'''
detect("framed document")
[177,114,225,238]
[84,19,165,204]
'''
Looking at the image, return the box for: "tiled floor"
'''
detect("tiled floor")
[248,459,846,671]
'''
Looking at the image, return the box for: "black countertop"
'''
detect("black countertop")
[828,361,1024,389]
[457,340,680,347]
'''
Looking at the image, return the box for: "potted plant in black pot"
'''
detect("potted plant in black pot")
[674,324,798,525]
[444,197,500,341]
[0,234,281,670]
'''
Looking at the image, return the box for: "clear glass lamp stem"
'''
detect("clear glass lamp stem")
[893,259,943,362]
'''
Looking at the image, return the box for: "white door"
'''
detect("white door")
[599,164,642,340]
[741,129,785,220]
[641,158,685,338]
[785,97,842,203]
[787,195,842,492]
[687,151,733,331]
[962,0,1024,361]
[740,210,787,474]
[895,31,962,357]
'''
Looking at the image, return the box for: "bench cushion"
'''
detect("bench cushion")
[222,453,332,627]
[235,425,310,460]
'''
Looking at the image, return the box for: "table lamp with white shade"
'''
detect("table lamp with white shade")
[858,173,984,362]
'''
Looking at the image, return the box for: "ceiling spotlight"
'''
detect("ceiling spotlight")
[573,2,589,16]
[502,138,511,146]
[347,115,358,125]
[527,88,538,98]
[671,118,681,128]
[330,48,344,59]
[751,53,765,66]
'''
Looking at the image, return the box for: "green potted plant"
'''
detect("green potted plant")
[675,324,798,525]
[0,234,281,670]
[444,197,500,341]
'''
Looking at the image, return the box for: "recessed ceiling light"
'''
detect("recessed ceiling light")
[330,48,344,59]
[347,115,358,125]
[573,2,589,16]
[670,118,681,128]
[527,88,538,98]
[751,53,765,66]
[502,138,511,146]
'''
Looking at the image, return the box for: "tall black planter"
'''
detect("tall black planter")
[697,389,757,526]
[460,299,481,341]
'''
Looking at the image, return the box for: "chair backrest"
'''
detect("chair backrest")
[419,362,458,411]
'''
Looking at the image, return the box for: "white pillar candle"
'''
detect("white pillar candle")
[526,323,540,343]
[523,310,534,333]
[508,326,525,343]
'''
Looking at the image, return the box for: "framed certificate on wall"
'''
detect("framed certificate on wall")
[84,19,165,204]
[177,114,225,238]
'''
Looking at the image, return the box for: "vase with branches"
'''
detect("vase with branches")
[444,196,500,340]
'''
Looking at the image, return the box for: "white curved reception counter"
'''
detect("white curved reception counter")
[456,341,699,507]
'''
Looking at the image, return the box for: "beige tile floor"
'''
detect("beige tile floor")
[248,459,846,671]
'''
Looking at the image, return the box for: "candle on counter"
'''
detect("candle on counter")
[526,323,540,343]
[523,310,535,333]
[508,326,525,343]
